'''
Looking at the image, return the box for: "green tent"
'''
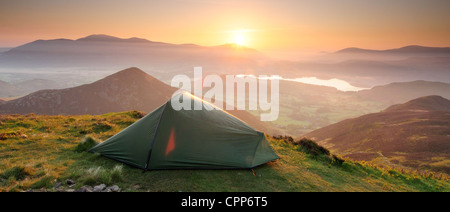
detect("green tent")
[89,91,279,170]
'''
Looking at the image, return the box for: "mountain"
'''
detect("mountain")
[0,34,263,81]
[261,79,450,136]
[336,45,450,56]
[2,35,450,88]
[0,47,12,53]
[385,95,450,112]
[0,67,271,133]
[0,67,176,115]
[296,45,450,87]
[304,96,450,173]
[76,34,151,43]
[356,80,450,106]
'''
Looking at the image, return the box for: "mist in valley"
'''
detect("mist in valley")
[1,35,450,137]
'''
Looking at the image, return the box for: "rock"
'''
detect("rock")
[93,184,106,192]
[66,189,75,192]
[75,186,85,192]
[76,185,93,192]
[54,182,62,189]
[66,179,75,185]
[107,185,121,192]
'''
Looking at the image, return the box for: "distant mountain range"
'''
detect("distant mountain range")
[0,34,262,79]
[289,58,450,88]
[304,95,450,173]
[77,34,153,43]
[0,34,449,140]
[335,45,450,56]
[284,45,450,87]
[2,34,450,88]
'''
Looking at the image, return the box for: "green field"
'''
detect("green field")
[0,112,448,192]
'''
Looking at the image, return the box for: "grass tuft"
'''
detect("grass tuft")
[74,136,98,152]
[0,166,32,181]
[92,121,113,133]
[30,176,55,189]
[110,165,124,183]
[80,165,124,185]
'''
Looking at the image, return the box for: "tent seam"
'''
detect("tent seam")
[144,101,168,170]
[250,133,264,168]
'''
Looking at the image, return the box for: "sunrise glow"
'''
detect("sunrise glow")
[233,33,245,46]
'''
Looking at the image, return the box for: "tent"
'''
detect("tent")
[89,91,279,170]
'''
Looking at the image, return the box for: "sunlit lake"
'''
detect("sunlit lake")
[237,75,368,92]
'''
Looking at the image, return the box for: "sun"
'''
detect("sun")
[227,29,253,46]
[233,32,246,46]
[232,30,247,46]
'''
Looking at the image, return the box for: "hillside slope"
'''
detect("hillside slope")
[304,96,450,174]
[0,67,176,115]
[385,95,450,112]
[0,112,447,192]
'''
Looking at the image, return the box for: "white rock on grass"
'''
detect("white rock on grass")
[93,184,106,192]
[106,185,121,192]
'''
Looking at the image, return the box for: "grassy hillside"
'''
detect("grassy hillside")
[0,112,448,192]
[304,96,450,174]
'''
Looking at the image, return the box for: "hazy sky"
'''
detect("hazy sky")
[1,0,450,57]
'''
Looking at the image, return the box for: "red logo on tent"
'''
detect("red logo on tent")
[165,128,176,156]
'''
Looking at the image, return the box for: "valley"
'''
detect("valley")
[0,34,449,190]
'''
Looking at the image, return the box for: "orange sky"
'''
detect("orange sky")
[1,0,450,59]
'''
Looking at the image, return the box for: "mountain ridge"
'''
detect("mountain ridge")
[336,45,450,55]
[0,34,262,73]
[304,96,450,174]
[76,34,152,43]
[384,95,450,112]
